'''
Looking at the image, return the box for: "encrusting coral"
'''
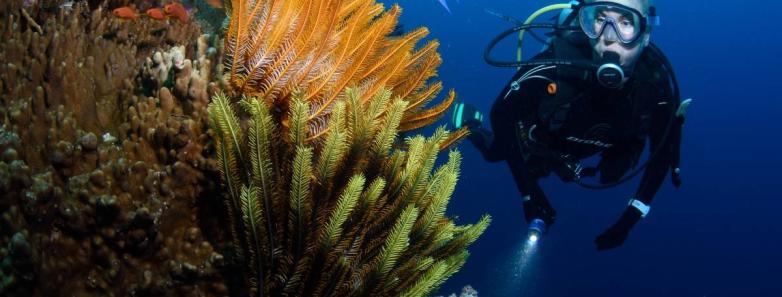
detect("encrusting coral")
[435,285,479,297]
[0,0,230,295]
[209,0,489,296]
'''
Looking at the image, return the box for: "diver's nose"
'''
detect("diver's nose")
[601,24,619,44]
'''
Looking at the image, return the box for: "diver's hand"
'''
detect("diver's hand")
[522,198,556,227]
[595,207,642,250]
[451,102,484,129]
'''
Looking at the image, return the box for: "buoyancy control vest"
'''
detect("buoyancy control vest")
[511,32,683,188]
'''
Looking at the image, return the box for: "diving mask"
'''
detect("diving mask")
[578,1,658,44]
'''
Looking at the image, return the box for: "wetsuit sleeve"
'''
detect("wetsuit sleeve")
[596,100,680,250]
[507,144,557,224]
[468,65,555,224]
[468,67,546,163]
[468,94,517,162]
[634,97,681,204]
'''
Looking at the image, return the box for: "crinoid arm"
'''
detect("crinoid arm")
[211,0,489,296]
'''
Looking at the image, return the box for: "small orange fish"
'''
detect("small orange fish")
[206,0,222,8]
[112,7,139,20]
[164,2,189,24]
[146,8,166,20]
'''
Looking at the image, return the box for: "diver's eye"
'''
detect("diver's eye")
[595,16,606,25]
[620,20,633,28]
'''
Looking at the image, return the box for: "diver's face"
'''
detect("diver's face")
[587,0,650,71]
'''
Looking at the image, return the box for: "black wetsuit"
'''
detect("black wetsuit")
[470,46,683,226]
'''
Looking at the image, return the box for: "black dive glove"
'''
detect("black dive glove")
[522,197,556,227]
[595,206,643,250]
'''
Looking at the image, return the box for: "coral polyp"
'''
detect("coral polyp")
[1,1,225,295]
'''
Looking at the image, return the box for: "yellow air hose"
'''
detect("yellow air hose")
[517,3,573,69]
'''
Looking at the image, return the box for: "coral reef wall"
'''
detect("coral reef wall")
[0,1,231,295]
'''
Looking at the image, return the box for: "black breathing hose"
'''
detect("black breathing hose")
[483,24,592,68]
[575,44,681,190]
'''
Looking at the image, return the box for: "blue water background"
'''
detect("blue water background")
[381,0,782,296]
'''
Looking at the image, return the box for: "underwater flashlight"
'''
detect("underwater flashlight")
[526,218,547,245]
[597,51,624,89]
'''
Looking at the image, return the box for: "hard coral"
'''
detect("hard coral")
[0,1,229,295]
[435,285,479,297]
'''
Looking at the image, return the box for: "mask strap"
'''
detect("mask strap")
[648,6,661,26]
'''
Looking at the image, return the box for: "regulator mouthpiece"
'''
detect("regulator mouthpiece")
[597,51,624,89]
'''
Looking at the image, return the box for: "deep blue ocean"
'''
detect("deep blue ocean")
[380,0,782,296]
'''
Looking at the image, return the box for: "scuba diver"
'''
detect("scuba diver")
[453,0,691,250]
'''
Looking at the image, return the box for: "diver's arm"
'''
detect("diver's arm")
[634,98,682,205]
[506,146,556,226]
[463,70,554,224]
[595,98,682,250]
[467,126,500,162]
[467,96,518,162]
[469,66,547,162]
